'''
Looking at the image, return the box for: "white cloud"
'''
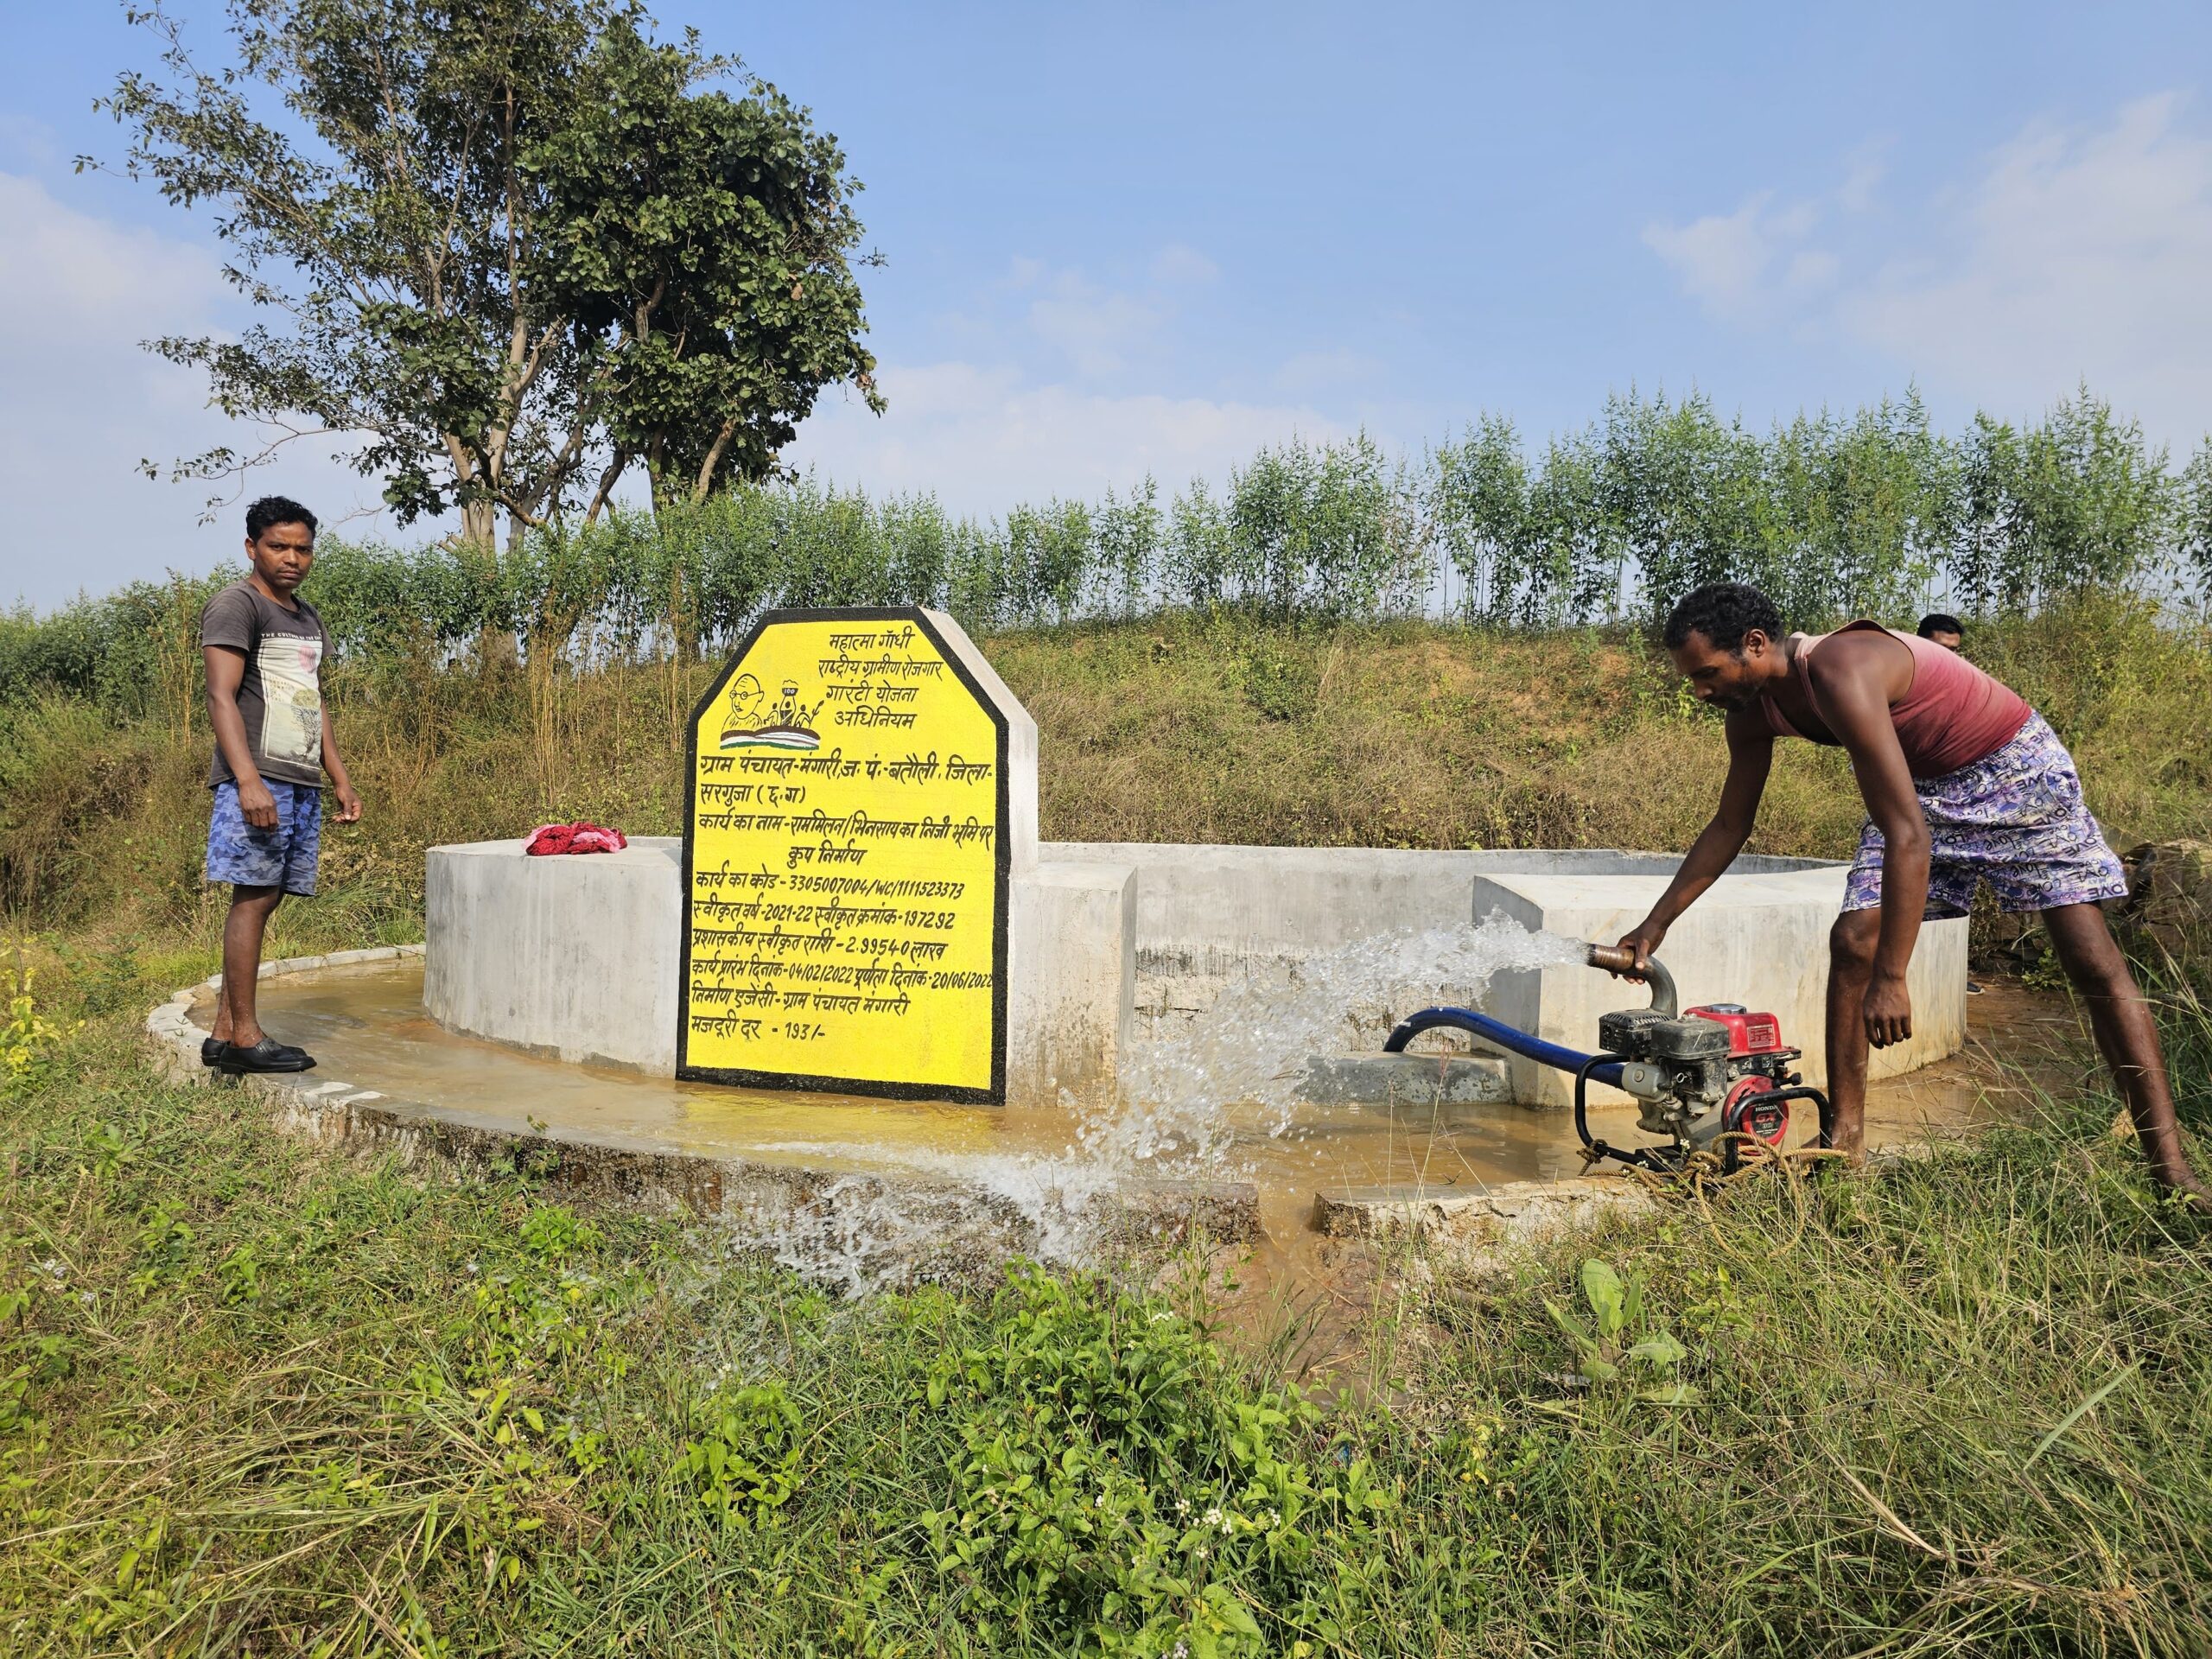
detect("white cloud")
[1148,243,1219,285]
[791,242,1361,506]
[1645,95,2212,442]
[1784,250,1840,291]
[0,188,1362,603]
[0,113,60,171]
[1643,191,1823,320]
[1014,264,1164,377]
[988,249,1230,377]
[0,171,227,336]
[0,171,407,607]
[1841,93,2212,438]
[1839,138,1891,213]
[785,360,1346,509]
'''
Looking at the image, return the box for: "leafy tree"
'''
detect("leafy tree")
[1529,434,1614,624]
[530,16,880,517]
[1429,416,1529,624]
[1592,389,1767,618]
[2182,436,2212,615]
[91,0,878,557]
[1957,389,2176,611]
[1766,392,1956,626]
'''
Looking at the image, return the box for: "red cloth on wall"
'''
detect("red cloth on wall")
[524,823,629,856]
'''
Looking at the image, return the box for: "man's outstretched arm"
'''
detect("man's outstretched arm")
[1616,708,1774,966]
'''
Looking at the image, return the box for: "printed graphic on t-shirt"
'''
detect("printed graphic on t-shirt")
[257,633,323,770]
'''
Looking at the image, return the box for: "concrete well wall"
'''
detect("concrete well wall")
[1042,842,1834,977]
[1041,841,1967,1093]
[425,838,1135,1102]
[426,836,684,1072]
[426,837,1967,1105]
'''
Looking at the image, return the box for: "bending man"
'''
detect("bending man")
[1613,582,2206,1208]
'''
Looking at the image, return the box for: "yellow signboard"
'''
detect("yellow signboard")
[678,608,1008,1102]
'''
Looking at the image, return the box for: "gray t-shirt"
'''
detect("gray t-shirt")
[200,580,333,789]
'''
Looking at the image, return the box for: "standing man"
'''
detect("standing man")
[200,496,362,1074]
[1611,582,2207,1209]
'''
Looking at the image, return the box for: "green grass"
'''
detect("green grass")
[2,954,2209,1655]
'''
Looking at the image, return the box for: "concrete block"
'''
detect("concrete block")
[1007,861,1135,1103]
[427,838,1141,1096]
[1312,1178,1655,1251]
[1468,870,1967,1105]
[425,837,685,1072]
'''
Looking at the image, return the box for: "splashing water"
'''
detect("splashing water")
[1101,909,1584,1166]
[735,912,1584,1294]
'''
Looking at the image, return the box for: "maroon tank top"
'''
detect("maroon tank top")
[1760,620,2031,779]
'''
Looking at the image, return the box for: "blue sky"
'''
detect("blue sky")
[3,0,2209,607]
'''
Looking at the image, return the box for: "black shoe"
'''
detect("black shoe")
[201,1037,228,1067]
[218,1037,317,1075]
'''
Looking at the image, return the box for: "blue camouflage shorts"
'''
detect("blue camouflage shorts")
[1841,712,2128,918]
[206,779,321,896]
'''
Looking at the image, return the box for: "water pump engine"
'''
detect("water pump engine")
[1380,944,1832,1173]
[1596,999,1796,1154]
[1580,944,1823,1169]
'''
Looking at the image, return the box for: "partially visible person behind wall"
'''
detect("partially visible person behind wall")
[200,496,364,1075]
[1916,613,1964,652]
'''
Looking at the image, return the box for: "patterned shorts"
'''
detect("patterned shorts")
[206,779,321,896]
[1842,712,2127,918]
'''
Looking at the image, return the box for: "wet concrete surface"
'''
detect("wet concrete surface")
[212,961,2063,1255]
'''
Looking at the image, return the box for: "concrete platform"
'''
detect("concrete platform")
[426,837,1968,1107]
[147,950,1256,1292]
[425,838,1135,1103]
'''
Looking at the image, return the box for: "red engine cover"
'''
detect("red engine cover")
[1687,1003,1784,1057]
[1723,1074,1790,1148]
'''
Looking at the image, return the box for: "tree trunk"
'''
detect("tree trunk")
[461,498,518,673]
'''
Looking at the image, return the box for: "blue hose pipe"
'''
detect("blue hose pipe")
[1382,1006,1627,1089]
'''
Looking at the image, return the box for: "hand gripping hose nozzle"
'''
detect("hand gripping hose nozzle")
[1584,942,1678,1016]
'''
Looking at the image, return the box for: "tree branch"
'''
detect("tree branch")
[692,415,741,505]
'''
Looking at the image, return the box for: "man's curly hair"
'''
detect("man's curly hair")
[1662,582,1783,652]
[245,495,318,543]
